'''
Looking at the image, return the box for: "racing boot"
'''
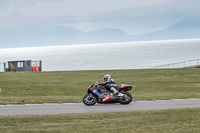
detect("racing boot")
[110,87,119,96]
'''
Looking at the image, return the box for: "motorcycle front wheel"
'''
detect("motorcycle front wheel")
[83,93,97,106]
[118,92,132,105]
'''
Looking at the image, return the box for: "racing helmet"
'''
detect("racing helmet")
[103,74,111,82]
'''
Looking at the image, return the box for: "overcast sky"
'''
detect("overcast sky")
[0,0,200,34]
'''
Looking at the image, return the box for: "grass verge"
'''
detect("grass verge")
[0,68,200,104]
[0,108,200,133]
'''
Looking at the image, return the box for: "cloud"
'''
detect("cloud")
[0,0,170,18]
[52,0,200,34]
[0,0,200,35]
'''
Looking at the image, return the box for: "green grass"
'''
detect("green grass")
[0,68,200,104]
[0,108,199,133]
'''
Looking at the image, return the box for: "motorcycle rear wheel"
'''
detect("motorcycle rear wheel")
[118,92,132,105]
[83,93,97,106]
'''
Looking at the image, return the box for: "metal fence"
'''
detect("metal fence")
[152,59,200,69]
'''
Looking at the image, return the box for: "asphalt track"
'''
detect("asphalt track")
[0,99,200,116]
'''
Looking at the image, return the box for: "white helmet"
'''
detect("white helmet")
[103,74,111,82]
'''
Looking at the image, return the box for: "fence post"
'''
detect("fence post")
[0,88,1,100]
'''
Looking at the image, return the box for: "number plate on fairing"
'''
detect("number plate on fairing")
[92,89,100,95]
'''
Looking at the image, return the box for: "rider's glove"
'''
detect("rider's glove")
[94,82,99,86]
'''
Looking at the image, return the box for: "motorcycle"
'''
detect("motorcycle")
[83,83,132,106]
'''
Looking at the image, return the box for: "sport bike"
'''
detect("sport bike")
[83,83,132,106]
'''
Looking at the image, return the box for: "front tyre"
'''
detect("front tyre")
[83,93,97,106]
[118,92,132,105]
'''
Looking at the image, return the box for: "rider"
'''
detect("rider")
[97,74,119,94]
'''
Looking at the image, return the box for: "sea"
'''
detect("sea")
[0,38,200,71]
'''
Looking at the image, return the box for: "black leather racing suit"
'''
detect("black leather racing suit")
[99,79,120,93]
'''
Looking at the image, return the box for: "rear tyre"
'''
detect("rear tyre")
[118,92,132,105]
[83,93,97,106]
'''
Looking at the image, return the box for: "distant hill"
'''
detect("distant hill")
[0,23,130,48]
[0,17,200,48]
[132,17,200,41]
